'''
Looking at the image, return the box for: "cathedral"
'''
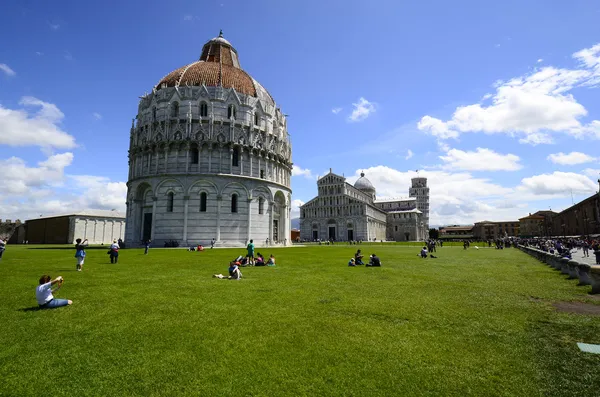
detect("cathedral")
[125,32,292,247]
[299,171,429,242]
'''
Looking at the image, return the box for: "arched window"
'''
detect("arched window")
[167,192,174,212]
[232,148,239,167]
[228,105,236,119]
[231,194,238,213]
[152,107,157,121]
[254,113,259,126]
[259,197,264,215]
[191,148,199,164]
[260,169,265,179]
[171,102,179,117]
[200,102,208,117]
[200,192,207,212]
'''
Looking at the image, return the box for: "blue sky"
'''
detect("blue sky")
[1,0,600,225]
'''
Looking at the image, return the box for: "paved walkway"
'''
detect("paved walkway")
[569,248,600,266]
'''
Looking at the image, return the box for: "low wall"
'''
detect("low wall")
[517,245,600,294]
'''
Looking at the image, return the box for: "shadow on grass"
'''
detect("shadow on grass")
[18,306,41,312]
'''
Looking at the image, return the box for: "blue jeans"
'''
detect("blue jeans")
[40,299,69,309]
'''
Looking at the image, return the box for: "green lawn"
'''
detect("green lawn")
[1,244,600,396]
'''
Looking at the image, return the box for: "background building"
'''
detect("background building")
[550,193,600,237]
[472,221,520,240]
[125,32,292,247]
[438,225,474,240]
[24,210,125,244]
[299,171,429,241]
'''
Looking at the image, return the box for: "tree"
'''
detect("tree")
[429,228,439,239]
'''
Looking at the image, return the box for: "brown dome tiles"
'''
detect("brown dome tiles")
[182,62,220,87]
[156,62,256,97]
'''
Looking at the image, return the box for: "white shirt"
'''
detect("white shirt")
[110,243,120,250]
[36,282,53,305]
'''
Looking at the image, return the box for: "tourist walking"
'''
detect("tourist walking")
[109,240,120,264]
[36,275,72,309]
[0,238,6,261]
[144,239,151,255]
[74,238,88,271]
[211,238,215,249]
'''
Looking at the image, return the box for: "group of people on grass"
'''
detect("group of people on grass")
[348,249,381,267]
[213,240,277,280]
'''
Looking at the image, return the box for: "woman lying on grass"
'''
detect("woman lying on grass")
[36,275,73,309]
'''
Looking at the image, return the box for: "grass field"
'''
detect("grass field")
[1,244,600,396]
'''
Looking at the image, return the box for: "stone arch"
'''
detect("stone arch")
[221,181,249,199]
[252,186,273,202]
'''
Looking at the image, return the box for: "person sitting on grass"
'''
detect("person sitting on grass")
[420,246,428,258]
[255,253,265,266]
[267,254,276,266]
[229,261,243,279]
[348,258,356,266]
[36,275,72,309]
[366,254,381,267]
[354,249,364,265]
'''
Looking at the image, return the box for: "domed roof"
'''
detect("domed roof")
[155,31,274,105]
[354,172,375,192]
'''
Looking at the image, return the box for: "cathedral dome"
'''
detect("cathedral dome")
[354,172,375,192]
[155,31,274,105]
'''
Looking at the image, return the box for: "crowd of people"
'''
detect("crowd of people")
[517,237,600,264]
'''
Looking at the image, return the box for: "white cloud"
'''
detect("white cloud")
[405,149,414,160]
[292,165,313,179]
[331,107,342,115]
[537,59,543,63]
[582,168,600,178]
[0,63,16,77]
[418,42,600,144]
[517,171,597,197]
[290,199,305,219]
[35,52,43,56]
[547,151,596,165]
[0,97,77,149]
[92,112,102,120]
[183,15,194,21]
[0,153,127,220]
[348,97,375,122]
[0,153,73,196]
[48,22,60,30]
[64,51,73,61]
[439,148,522,171]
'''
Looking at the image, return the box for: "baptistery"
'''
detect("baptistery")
[125,31,292,247]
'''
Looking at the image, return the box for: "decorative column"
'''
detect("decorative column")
[268,202,274,242]
[150,196,157,241]
[208,147,212,173]
[185,144,190,173]
[240,148,244,175]
[229,148,234,174]
[155,151,159,174]
[249,150,253,177]
[164,149,169,173]
[183,195,190,244]
[216,194,222,241]
[247,196,253,242]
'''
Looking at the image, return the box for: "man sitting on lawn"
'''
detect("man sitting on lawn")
[366,254,381,267]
